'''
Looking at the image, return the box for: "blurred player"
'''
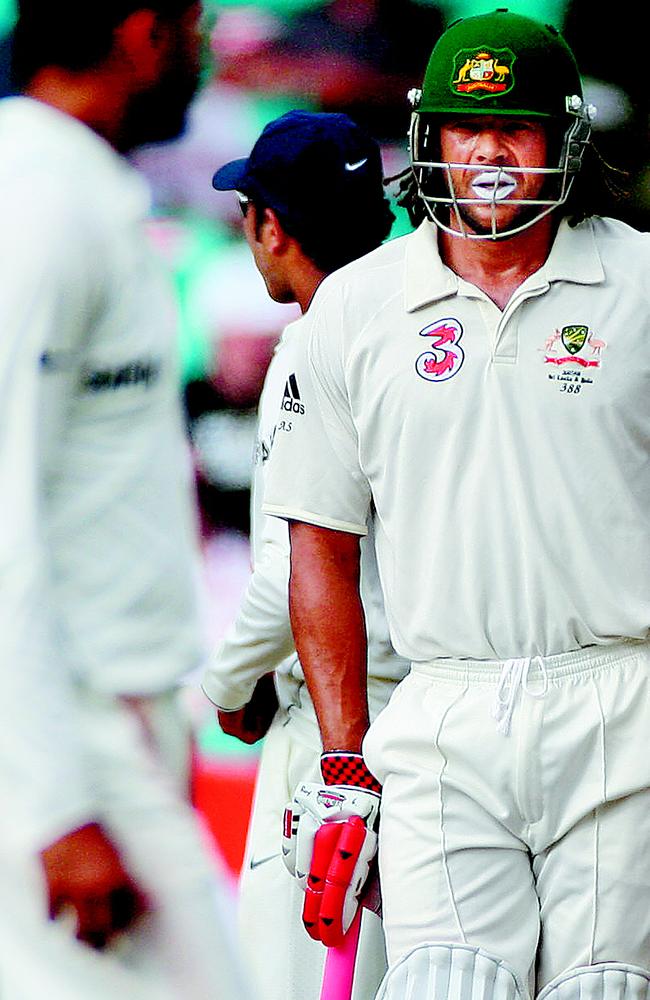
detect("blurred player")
[203,110,408,1000]
[262,10,650,1000]
[0,1,254,997]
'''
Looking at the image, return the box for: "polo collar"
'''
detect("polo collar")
[404,216,605,314]
[404,221,458,313]
[536,217,605,287]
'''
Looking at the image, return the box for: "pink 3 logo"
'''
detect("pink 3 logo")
[415,318,465,382]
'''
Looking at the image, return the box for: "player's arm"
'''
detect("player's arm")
[288,520,369,751]
[202,519,293,744]
[203,368,297,743]
[283,520,379,946]
[202,533,294,716]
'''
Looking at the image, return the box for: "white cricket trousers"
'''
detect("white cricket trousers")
[238,710,388,1000]
[0,688,255,1000]
[363,641,650,997]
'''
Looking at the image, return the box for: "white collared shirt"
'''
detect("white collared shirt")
[264,217,650,662]
[0,98,203,846]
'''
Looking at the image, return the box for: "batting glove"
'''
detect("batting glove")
[282,751,381,947]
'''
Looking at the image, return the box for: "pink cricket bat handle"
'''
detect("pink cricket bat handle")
[320,906,363,1000]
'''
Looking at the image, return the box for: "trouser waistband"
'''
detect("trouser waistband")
[413,640,650,684]
[413,641,650,736]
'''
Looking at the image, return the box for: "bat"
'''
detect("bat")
[319,905,362,1000]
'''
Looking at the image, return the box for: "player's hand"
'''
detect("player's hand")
[40,821,148,950]
[282,752,381,947]
[217,672,279,745]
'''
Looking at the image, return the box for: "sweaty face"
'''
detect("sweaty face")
[121,2,203,150]
[439,116,548,236]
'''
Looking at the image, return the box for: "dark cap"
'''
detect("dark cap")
[212,110,385,228]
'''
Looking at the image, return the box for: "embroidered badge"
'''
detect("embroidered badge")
[542,325,607,394]
[416,318,465,383]
[451,47,515,98]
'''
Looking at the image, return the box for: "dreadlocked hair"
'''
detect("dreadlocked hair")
[564,140,632,227]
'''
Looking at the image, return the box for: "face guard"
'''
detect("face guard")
[407,9,595,240]
[408,95,596,240]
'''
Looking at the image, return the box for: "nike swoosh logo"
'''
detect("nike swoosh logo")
[249,853,280,870]
[345,158,368,172]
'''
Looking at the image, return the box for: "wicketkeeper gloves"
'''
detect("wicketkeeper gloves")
[282,751,381,946]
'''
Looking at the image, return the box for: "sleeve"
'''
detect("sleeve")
[263,287,372,534]
[201,530,295,710]
[202,547,294,712]
[202,348,297,710]
[0,179,97,851]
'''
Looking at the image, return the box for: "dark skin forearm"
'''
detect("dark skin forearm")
[288,520,369,752]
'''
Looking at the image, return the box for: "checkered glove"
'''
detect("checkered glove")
[282,752,381,946]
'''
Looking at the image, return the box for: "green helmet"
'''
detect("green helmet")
[415,9,582,119]
[408,9,596,240]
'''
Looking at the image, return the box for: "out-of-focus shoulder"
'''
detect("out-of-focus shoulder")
[0,97,149,225]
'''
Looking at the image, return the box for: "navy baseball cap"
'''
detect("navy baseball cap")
[212,110,385,227]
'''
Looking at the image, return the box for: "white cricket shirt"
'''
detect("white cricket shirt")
[0,98,203,846]
[202,315,408,731]
[264,218,650,662]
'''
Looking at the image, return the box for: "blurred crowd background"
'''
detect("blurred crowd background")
[2,0,648,872]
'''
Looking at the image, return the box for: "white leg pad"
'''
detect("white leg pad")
[375,943,527,1000]
[538,965,650,1000]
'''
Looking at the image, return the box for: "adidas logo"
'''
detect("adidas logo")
[281,373,305,415]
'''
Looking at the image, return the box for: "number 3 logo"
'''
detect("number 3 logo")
[415,318,465,383]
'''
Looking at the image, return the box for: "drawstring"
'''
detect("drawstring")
[492,656,549,736]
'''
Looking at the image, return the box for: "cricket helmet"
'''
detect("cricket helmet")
[408,8,596,239]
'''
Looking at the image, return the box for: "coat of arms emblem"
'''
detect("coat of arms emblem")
[451,47,515,98]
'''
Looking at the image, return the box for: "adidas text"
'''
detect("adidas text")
[281,397,304,414]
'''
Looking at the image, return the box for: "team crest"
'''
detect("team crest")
[542,324,607,393]
[542,325,606,368]
[451,46,515,98]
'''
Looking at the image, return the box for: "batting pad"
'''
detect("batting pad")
[375,943,526,1000]
[538,965,650,1000]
